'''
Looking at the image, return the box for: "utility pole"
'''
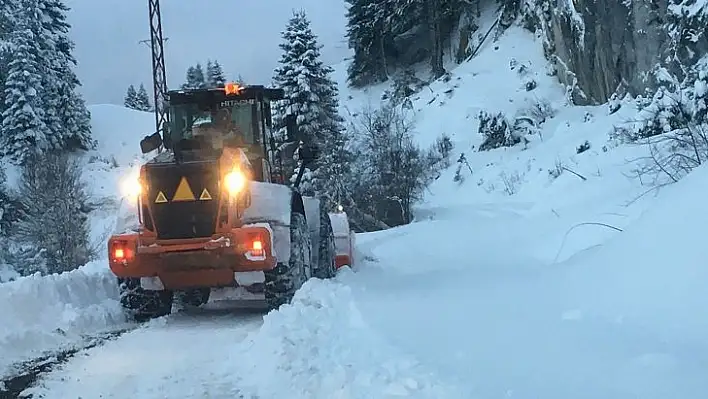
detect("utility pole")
[143,0,169,150]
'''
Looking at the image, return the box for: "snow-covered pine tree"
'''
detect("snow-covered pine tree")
[310,115,354,211]
[272,10,349,198]
[206,59,226,88]
[36,0,92,151]
[0,164,18,236]
[1,21,51,163]
[345,0,391,87]
[135,83,152,111]
[124,84,138,109]
[0,0,19,118]
[182,63,207,89]
[181,66,196,89]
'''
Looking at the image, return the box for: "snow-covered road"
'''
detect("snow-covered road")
[23,306,264,398]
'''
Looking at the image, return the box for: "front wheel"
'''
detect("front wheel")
[263,210,311,311]
[118,277,173,322]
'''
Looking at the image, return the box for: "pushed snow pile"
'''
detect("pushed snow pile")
[0,260,125,378]
[228,271,468,398]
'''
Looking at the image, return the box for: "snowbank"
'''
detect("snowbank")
[227,270,469,398]
[0,260,126,378]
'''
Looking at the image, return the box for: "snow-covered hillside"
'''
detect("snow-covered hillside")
[320,17,708,399]
[65,0,349,104]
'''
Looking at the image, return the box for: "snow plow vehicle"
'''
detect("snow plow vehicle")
[108,83,352,320]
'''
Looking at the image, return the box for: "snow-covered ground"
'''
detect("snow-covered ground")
[3,10,708,399]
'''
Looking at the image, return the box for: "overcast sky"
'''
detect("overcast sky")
[65,0,349,105]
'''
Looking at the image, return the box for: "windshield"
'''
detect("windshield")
[168,100,260,148]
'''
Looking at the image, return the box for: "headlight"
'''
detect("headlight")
[120,176,142,199]
[224,169,246,194]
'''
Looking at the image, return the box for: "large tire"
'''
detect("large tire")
[312,203,337,279]
[264,210,311,311]
[118,277,174,322]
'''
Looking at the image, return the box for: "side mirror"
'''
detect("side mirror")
[140,132,163,154]
[285,114,297,141]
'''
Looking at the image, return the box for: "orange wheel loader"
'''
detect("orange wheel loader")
[108,83,352,321]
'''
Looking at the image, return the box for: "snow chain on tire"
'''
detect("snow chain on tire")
[118,277,173,322]
[263,211,311,311]
[312,202,337,280]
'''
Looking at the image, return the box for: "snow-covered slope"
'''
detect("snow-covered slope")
[312,19,708,399]
[344,161,708,398]
[0,105,153,379]
[65,0,349,105]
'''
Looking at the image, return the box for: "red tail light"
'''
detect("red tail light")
[251,238,264,257]
[110,241,133,263]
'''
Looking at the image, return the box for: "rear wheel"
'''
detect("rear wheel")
[118,278,173,322]
[312,203,337,279]
[264,210,311,311]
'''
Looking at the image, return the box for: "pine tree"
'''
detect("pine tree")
[0,0,19,118]
[206,59,226,88]
[182,63,206,89]
[0,164,18,236]
[345,0,391,87]
[273,10,351,207]
[37,0,92,151]
[124,84,138,109]
[310,118,354,211]
[1,23,51,163]
[135,83,152,111]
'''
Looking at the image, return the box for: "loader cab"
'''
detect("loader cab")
[164,84,280,150]
[155,84,288,182]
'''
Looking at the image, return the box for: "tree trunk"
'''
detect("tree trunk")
[429,0,445,78]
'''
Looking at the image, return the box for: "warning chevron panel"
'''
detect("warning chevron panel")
[155,191,168,203]
[172,177,196,202]
[199,188,212,200]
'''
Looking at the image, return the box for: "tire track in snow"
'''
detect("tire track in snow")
[0,328,133,398]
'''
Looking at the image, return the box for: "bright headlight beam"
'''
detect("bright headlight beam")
[120,175,142,199]
[224,169,246,194]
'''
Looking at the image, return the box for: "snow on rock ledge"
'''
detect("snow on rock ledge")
[0,260,126,378]
[226,271,467,398]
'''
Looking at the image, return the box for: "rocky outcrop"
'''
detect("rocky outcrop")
[523,0,708,105]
